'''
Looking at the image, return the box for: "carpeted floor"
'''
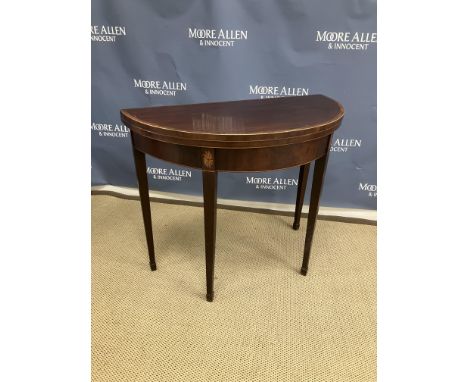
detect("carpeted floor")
[92,195,376,382]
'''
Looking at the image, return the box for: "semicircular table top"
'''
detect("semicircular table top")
[121,95,344,148]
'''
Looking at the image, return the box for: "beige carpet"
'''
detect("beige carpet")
[92,195,376,382]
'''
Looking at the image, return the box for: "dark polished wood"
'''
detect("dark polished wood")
[132,132,329,172]
[293,163,310,230]
[122,95,344,301]
[131,133,156,271]
[121,95,343,148]
[202,169,217,302]
[301,137,332,276]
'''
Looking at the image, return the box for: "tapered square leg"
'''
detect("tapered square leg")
[131,133,156,271]
[202,169,217,302]
[293,163,311,230]
[301,151,330,276]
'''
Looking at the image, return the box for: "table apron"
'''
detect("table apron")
[132,132,330,172]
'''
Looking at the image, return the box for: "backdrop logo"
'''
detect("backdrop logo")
[246,176,298,191]
[91,26,126,42]
[91,122,129,138]
[249,85,310,99]
[133,79,187,96]
[188,27,248,47]
[316,31,377,51]
[147,167,192,182]
[330,138,362,153]
[359,182,377,198]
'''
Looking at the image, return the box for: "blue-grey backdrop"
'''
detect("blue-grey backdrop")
[92,0,377,210]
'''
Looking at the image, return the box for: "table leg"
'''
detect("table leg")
[202,170,218,302]
[301,151,330,276]
[293,163,311,230]
[131,136,156,271]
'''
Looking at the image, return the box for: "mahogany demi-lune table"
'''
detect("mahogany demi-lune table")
[120,95,344,301]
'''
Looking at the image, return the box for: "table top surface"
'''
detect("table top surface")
[121,95,344,147]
